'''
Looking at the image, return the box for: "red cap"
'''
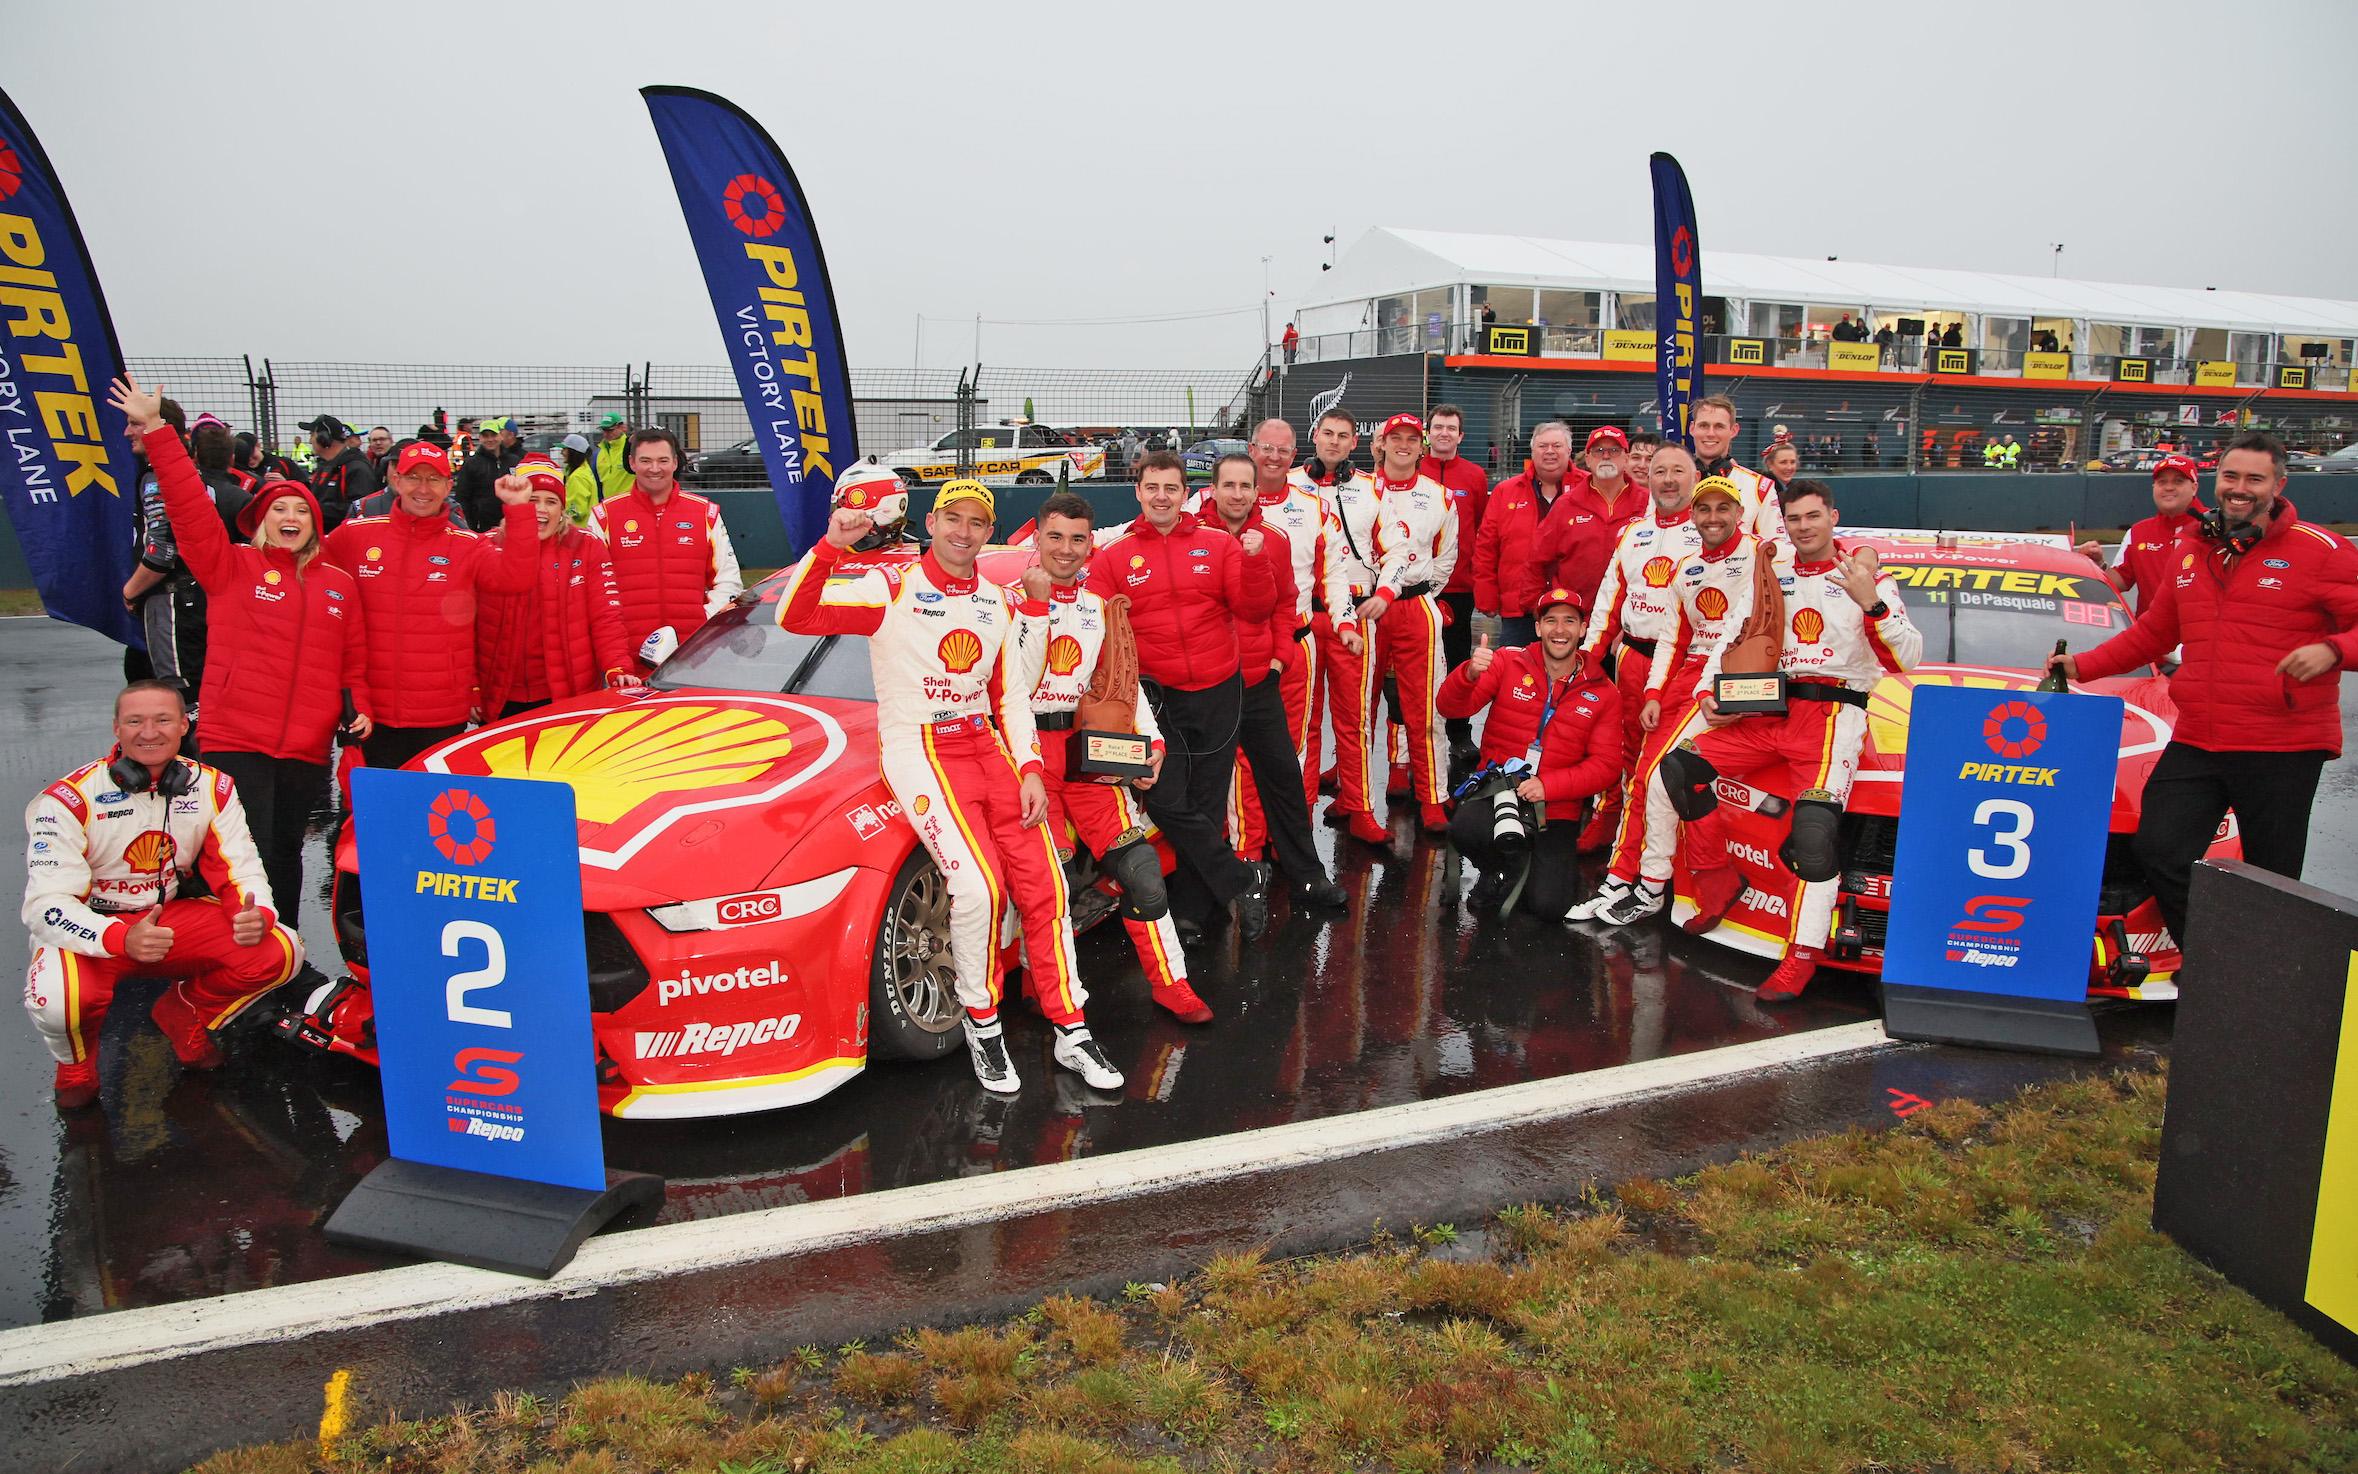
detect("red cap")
[394,442,452,478]
[2153,453,2200,483]
[1378,413,1425,440]
[1585,425,1629,451]
[1534,585,1587,619]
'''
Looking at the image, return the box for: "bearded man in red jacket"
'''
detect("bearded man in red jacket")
[2050,430,2358,954]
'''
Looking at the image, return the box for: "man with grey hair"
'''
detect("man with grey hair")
[1474,421,1587,647]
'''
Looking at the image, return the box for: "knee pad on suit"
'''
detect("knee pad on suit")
[1658,745,1721,822]
[1780,793,1846,883]
[1104,836,1168,922]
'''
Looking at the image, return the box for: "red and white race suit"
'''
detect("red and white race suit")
[1360,470,1459,809]
[1312,466,1386,813]
[1022,580,1187,995]
[777,543,1085,1022]
[22,756,303,1064]
[1647,546,1923,949]
[1583,511,1703,823]
[1698,460,1788,546]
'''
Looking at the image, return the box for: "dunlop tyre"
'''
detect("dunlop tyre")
[869,845,964,1060]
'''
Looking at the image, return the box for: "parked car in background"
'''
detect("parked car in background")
[2318,444,2358,473]
[683,437,771,490]
[875,423,1106,488]
[1181,438,1250,482]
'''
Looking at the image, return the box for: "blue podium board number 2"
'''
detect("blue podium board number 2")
[351,769,606,1191]
[1883,685,2124,1004]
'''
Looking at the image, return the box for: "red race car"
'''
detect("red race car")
[291,547,1154,1118]
[1659,530,2236,1000]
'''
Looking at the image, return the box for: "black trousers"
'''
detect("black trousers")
[1450,800,1585,917]
[1235,674,1325,886]
[203,749,328,927]
[1439,591,1475,744]
[362,722,468,772]
[2135,741,2328,949]
[1500,614,1537,650]
[1141,675,1257,927]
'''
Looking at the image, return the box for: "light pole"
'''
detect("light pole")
[1261,255,1273,355]
[2050,242,2064,278]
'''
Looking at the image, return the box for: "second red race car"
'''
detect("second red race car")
[1657,529,2235,1000]
[286,547,1157,1118]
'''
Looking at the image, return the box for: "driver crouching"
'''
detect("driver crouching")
[24,681,304,1109]
[1435,587,1622,917]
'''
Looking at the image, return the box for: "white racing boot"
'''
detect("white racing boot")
[1051,1025,1124,1090]
[963,1015,1021,1094]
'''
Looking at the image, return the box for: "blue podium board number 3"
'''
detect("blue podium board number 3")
[351,769,606,1191]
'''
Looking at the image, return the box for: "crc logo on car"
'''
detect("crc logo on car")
[714,892,784,926]
[636,1013,802,1059]
[657,959,787,1006]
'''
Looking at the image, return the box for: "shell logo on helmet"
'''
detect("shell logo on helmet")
[1642,555,1678,588]
[1695,586,1729,620]
[937,628,984,674]
[1046,635,1084,676]
[1792,608,1826,642]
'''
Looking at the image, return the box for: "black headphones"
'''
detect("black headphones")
[106,752,198,799]
[1307,457,1353,484]
[2197,506,2265,555]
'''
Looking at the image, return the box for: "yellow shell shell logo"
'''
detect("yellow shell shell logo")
[1865,671,2024,761]
[365,546,382,561]
[937,628,985,674]
[263,570,282,585]
[1695,586,1729,619]
[474,705,795,824]
[1128,555,1145,569]
[1642,555,1677,588]
[1521,674,1536,687]
[2181,552,2194,570]
[1046,635,1084,676]
[123,830,176,873]
[913,794,931,816]
[1792,608,1826,643]
[624,520,640,533]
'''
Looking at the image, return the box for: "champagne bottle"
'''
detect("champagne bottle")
[2036,639,2069,693]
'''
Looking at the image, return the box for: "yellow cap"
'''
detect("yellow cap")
[933,478,995,518]
[1691,475,1744,505]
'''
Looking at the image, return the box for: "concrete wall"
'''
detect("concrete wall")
[12,475,2358,592]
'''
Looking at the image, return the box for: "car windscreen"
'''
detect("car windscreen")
[650,601,876,700]
[1890,563,2130,669]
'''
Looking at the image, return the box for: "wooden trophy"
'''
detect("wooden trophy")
[1073,594,1155,782]
[1712,543,1789,715]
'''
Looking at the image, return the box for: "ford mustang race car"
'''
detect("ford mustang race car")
[1660,530,2236,1001]
[293,547,1152,1119]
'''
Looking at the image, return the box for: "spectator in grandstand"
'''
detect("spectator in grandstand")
[298,415,374,532]
[1943,323,1964,348]
[109,374,373,930]
[476,456,639,719]
[2049,431,2358,957]
[588,427,745,673]
[592,412,633,499]
[455,415,525,531]
[1831,313,1864,343]
[1419,404,1490,768]
[1437,588,1621,918]
[1281,321,1300,365]
[560,433,600,525]
[325,443,537,769]
[1873,322,1896,364]
[363,426,394,481]
[2077,454,2205,612]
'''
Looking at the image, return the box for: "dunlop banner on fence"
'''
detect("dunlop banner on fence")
[1649,153,1703,450]
[0,86,140,646]
[642,86,858,557]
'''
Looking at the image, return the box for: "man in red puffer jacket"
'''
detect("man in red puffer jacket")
[2051,430,2358,955]
[324,442,538,768]
[477,456,641,718]
[587,427,745,672]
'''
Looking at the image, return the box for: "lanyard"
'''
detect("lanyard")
[1526,673,1572,766]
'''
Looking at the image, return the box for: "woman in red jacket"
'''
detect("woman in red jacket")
[1436,584,1621,917]
[109,375,374,925]
[477,457,640,718]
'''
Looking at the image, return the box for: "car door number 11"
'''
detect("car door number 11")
[444,919,513,1028]
[1968,799,2035,880]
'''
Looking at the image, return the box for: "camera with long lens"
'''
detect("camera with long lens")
[1450,757,1538,854]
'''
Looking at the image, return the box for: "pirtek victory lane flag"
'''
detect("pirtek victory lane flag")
[0,86,141,647]
[1649,152,1704,454]
[642,86,858,557]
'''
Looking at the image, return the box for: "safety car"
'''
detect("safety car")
[875,423,1106,489]
[294,547,1153,1118]
[1662,529,2236,1000]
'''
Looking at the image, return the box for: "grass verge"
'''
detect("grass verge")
[196,1069,2358,1473]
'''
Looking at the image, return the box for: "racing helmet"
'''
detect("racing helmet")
[833,458,910,551]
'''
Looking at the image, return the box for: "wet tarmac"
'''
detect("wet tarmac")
[2,615,2354,1334]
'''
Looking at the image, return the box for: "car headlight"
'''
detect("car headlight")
[647,868,858,933]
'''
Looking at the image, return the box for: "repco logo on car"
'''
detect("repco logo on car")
[657,959,787,1006]
[636,1013,803,1059]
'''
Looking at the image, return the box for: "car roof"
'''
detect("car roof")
[1842,527,2087,574]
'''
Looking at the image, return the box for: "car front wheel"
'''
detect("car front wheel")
[868,845,963,1059]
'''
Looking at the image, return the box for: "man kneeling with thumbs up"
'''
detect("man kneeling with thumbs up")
[1436,590,1624,916]
[22,682,303,1109]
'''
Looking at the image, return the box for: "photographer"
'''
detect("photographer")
[2051,430,2358,952]
[1435,586,1622,915]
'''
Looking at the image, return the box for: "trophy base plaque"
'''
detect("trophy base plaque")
[1712,672,1788,716]
[1074,729,1154,782]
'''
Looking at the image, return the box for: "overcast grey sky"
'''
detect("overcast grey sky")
[14,0,2354,373]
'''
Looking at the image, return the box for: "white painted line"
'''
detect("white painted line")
[0,1019,1894,1385]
